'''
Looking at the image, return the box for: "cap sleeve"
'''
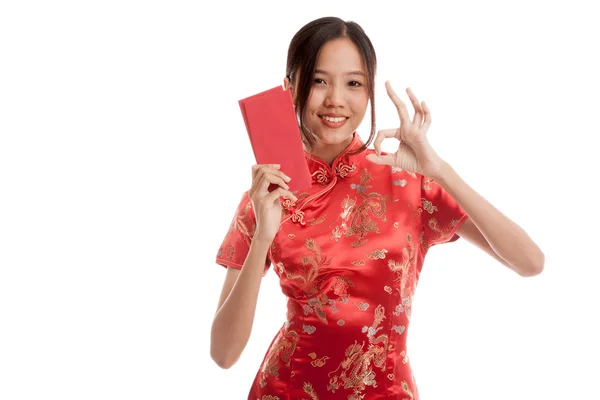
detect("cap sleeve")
[215,191,271,277]
[420,174,469,250]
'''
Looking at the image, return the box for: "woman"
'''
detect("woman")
[211,16,544,400]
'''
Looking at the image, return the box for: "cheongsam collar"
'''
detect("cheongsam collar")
[304,131,363,185]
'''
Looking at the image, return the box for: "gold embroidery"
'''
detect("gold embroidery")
[426,217,461,245]
[408,203,422,219]
[303,382,319,400]
[346,170,388,248]
[392,166,417,179]
[327,304,389,397]
[275,262,285,275]
[400,380,415,399]
[311,355,330,368]
[330,169,388,248]
[262,396,280,400]
[421,176,434,190]
[307,214,327,225]
[312,166,330,185]
[334,161,357,178]
[350,260,365,267]
[258,329,299,388]
[385,233,418,325]
[400,349,409,364]
[283,239,333,323]
[330,196,356,242]
[421,198,438,214]
[291,209,307,225]
[366,249,388,260]
[282,197,296,209]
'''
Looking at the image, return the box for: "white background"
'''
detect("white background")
[1,0,598,399]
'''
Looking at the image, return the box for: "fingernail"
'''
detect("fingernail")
[284,175,291,182]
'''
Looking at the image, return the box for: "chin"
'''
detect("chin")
[312,127,355,145]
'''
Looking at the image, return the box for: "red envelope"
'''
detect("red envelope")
[239,85,312,193]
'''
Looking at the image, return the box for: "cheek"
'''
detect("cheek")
[307,90,326,112]
[350,93,369,114]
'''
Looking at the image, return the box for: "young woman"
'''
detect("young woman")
[211,16,544,400]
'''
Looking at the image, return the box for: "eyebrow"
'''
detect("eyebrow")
[314,69,366,77]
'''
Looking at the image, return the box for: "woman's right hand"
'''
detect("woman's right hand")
[248,164,298,244]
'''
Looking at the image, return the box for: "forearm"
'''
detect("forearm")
[210,239,271,368]
[434,162,544,274]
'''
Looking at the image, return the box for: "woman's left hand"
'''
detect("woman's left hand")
[367,81,446,178]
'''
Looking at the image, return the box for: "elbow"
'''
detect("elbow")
[519,251,545,277]
[210,330,241,369]
[211,346,236,370]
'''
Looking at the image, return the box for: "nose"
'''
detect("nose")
[324,84,345,108]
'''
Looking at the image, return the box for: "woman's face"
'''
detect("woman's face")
[286,37,369,150]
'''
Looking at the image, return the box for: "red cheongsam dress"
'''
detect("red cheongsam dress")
[216,132,469,400]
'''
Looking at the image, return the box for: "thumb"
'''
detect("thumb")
[366,153,395,166]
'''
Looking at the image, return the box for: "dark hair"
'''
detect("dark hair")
[285,17,377,155]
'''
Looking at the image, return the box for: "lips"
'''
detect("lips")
[319,115,348,128]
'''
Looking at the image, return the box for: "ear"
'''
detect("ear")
[283,76,291,91]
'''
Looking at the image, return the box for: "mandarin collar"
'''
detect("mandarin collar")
[304,132,363,185]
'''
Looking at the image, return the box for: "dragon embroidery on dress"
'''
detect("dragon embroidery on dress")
[326,304,389,399]
[387,233,417,321]
[330,169,389,248]
[258,329,300,388]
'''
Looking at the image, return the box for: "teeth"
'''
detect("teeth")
[321,116,346,123]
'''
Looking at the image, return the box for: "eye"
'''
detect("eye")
[313,78,325,84]
[349,81,362,87]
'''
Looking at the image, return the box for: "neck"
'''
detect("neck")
[305,134,356,166]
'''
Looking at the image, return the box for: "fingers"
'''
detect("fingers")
[373,129,398,156]
[250,164,296,202]
[252,165,290,188]
[422,101,432,130]
[256,170,290,193]
[406,88,424,126]
[252,163,281,180]
[385,80,410,125]
[266,187,297,204]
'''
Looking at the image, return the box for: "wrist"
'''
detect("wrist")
[250,235,273,252]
